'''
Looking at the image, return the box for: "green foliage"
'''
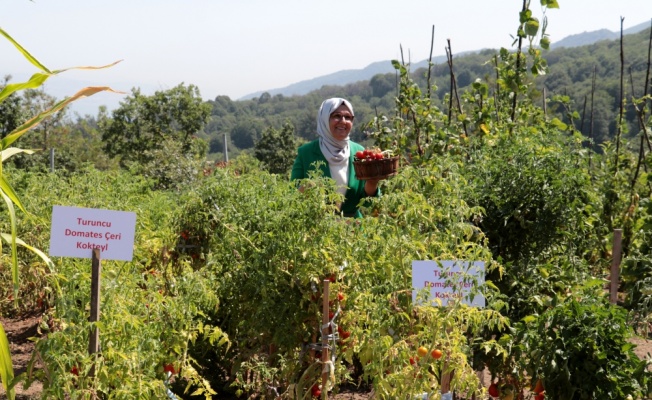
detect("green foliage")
[524,293,650,399]
[158,154,500,397]
[100,83,211,167]
[254,121,297,175]
[464,132,594,263]
[129,136,207,191]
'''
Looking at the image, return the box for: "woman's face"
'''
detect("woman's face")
[329,104,354,141]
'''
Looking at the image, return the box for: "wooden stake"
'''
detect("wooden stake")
[610,229,623,304]
[321,279,330,400]
[89,248,101,377]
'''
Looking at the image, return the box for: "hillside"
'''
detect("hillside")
[240,20,651,100]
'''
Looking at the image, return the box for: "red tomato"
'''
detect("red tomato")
[311,384,321,397]
[355,150,365,159]
[341,331,351,339]
[430,349,443,359]
[163,363,176,374]
[70,366,79,376]
[488,383,499,397]
[374,152,384,160]
[337,292,345,301]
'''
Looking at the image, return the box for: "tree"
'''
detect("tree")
[100,83,211,166]
[369,74,395,99]
[254,121,297,175]
[230,119,264,149]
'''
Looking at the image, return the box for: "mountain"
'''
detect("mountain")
[550,20,650,49]
[240,20,651,101]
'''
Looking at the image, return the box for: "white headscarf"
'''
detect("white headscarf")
[317,98,354,166]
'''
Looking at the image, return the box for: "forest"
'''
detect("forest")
[2,1,652,399]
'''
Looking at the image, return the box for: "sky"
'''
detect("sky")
[1,0,651,116]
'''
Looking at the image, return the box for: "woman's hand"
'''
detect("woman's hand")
[364,178,380,196]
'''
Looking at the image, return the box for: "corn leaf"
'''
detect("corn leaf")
[1,86,124,149]
[0,175,27,213]
[51,59,122,75]
[0,233,55,272]
[1,148,36,163]
[0,191,19,303]
[0,73,50,103]
[0,26,50,73]
[0,322,15,400]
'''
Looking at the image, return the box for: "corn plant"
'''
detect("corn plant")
[0,26,120,399]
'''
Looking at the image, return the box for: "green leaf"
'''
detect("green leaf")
[0,27,51,73]
[0,73,51,103]
[0,148,36,162]
[0,191,19,304]
[0,175,27,213]
[550,118,568,130]
[0,233,55,272]
[540,36,551,50]
[1,86,123,149]
[541,0,560,9]
[0,323,15,400]
[525,19,540,37]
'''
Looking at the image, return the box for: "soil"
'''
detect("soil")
[0,310,43,400]
[2,311,652,400]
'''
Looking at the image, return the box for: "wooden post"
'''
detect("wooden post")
[440,357,452,395]
[321,279,330,400]
[88,248,102,376]
[610,229,623,304]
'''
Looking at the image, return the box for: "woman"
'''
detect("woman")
[291,97,380,218]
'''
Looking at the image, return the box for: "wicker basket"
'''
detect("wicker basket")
[353,156,399,180]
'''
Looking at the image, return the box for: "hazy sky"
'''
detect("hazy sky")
[1,0,650,115]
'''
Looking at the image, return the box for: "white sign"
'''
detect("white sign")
[412,260,485,307]
[49,205,136,261]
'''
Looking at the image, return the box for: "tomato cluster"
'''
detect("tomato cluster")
[355,148,385,161]
[409,345,444,371]
[415,345,443,360]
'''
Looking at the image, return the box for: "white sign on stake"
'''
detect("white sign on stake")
[412,260,485,307]
[49,205,136,261]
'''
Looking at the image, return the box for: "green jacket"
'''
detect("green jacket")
[290,140,377,218]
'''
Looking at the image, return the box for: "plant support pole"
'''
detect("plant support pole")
[610,229,622,304]
[89,248,102,376]
[321,279,330,400]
